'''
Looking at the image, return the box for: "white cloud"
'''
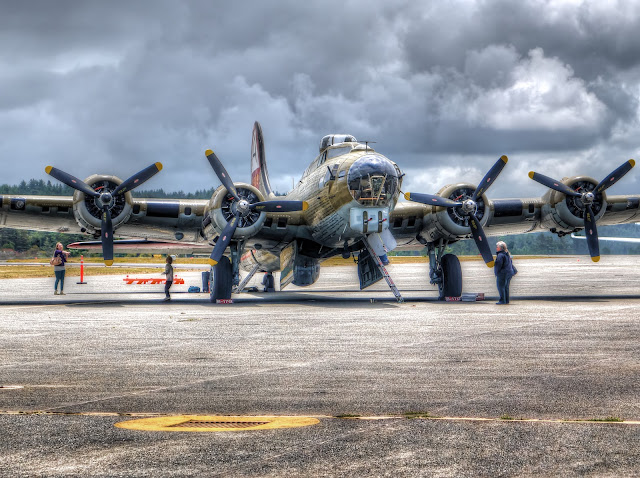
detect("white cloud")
[468,48,607,131]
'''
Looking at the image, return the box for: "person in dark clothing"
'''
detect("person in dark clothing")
[261,272,275,292]
[161,255,174,301]
[52,242,70,295]
[494,241,516,304]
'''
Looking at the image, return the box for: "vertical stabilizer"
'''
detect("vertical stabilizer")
[251,121,273,198]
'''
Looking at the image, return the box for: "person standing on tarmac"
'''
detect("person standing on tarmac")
[52,242,70,295]
[161,255,174,301]
[494,241,517,304]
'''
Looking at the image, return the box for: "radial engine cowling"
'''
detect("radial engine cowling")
[204,182,267,240]
[72,174,134,234]
[539,176,607,231]
[423,183,490,240]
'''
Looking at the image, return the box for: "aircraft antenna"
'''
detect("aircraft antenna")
[362,140,376,152]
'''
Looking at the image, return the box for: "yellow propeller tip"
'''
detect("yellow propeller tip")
[629,159,636,167]
[404,192,411,200]
[45,166,53,174]
[208,259,218,267]
[592,256,600,263]
[205,149,213,156]
[528,171,535,179]
[500,155,508,163]
[487,260,495,268]
[302,201,309,211]
[155,162,163,171]
[105,260,114,266]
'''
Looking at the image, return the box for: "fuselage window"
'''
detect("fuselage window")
[277,217,288,228]
[184,207,192,216]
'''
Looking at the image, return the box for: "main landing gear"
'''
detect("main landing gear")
[210,256,233,301]
[427,241,462,300]
[209,242,242,302]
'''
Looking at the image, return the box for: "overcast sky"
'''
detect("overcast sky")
[2,0,640,199]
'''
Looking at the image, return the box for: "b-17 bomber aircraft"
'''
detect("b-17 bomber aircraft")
[1,121,638,302]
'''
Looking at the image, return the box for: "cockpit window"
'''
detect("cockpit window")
[327,146,351,160]
[347,154,399,207]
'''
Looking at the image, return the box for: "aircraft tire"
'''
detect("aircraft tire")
[440,253,462,299]
[210,256,232,301]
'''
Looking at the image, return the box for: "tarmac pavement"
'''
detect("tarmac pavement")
[0,256,639,476]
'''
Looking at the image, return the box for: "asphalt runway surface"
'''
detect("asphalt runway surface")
[1,256,639,477]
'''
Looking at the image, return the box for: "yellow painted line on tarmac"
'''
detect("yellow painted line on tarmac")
[345,415,640,425]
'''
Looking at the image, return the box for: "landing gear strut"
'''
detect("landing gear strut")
[427,241,462,300]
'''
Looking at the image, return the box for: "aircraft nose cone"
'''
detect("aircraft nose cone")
[347,154,399,207]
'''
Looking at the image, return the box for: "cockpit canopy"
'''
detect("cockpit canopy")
[319,134,357,153]
[347,154,399,207]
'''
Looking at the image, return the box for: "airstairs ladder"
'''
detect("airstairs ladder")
[363,237,404,303]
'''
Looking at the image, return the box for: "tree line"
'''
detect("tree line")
[0,179,215,199]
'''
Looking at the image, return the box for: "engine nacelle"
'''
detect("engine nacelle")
[421,183,490,241]
[203,182,267,240]
[539,176,607,232]
[72,174,134,235]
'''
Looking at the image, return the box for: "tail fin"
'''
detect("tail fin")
[251,121,273,198]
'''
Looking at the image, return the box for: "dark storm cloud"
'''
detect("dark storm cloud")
[1,0,640,198]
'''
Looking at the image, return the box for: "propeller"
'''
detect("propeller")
[205,149,307,266]
[528,159,635,262]
[46,162,163,265]
[404,155,509,267]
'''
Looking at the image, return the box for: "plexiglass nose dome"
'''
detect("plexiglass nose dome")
[347,154,399,207]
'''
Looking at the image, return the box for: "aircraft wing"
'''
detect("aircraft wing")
[390,194,640,250]
[0,193,211,246]
[0,192,308,257]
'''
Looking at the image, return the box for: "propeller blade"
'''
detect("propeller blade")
[101,207,114,266]
[205,149,239,200]
[45,166,100,198]
[528,171,581,197]
[472,155,508,201]
[112,162,163,196]
[468,213,494,267]
[594,159,636,195]
[250,200,309,212]
[404,192,462,208]
[208,214,240,266]
[583,205,600,262]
